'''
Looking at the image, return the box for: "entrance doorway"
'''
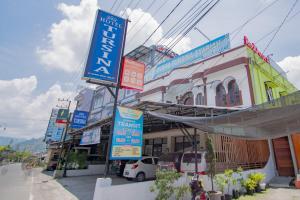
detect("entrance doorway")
[272,136,294,176]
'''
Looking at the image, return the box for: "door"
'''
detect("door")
[272,137,294,176]
[141,158,155,178]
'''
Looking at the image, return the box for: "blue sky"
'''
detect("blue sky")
[0,0,299,138]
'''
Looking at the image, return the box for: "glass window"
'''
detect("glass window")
[142,158,153,164]
[182,153,202,163]
[154,138,162,144]
[216,83,227,106]
[228,80,241,106]
[265,83,274,102]
[196,93,205,105]
[153,158,158,165]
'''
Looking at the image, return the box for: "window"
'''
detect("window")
[142,158,153,164]
[264,83,274,102]
[196,93,205,105]
[182,153,202,163]
[182,92,194,105]
[228,80,241,106]
[216,83,227,106]
[144,138,167,156]
[92,94,104,109]
[153,158,158,165]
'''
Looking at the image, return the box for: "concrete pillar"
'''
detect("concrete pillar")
[268,139,278,176]
[288,135,298,175]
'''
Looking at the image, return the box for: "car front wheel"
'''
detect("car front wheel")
[136,172,145,182]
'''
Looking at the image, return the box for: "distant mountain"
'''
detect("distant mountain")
[0,136,46,154]
[0,136,26,146]
[12,137,46,154]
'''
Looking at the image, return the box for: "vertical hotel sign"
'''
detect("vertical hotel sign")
[110,107,143,160]
[82,10,126,85]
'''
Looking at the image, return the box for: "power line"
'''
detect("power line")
[263,0,299,53]
[127,0,156,33]
[110,0,118,12]
[121,0,135,17]
[127,0,171,45]
[140,0,185,47]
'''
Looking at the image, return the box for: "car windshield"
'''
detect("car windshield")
[182,153,202,163]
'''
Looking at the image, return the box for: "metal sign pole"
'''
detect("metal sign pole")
[104,19,129,177]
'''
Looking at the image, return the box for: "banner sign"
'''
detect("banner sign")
[110,106,143,160]
[121,58,145,91]
[80,127,101,145]
[71,110,89,129]
[56,109,69,124]
[82,9,126,85]
[45,109,58,142]
[51,126,64,142]
[153,34,231,79]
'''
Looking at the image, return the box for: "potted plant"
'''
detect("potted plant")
[223,169,234,200]
[150,170,190,200]
[206,136,222,200]
[215,174,226,200]
[243,178,256,195]
[249,172,266,192]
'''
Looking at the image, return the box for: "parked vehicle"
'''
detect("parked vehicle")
[123,156,158,182]
[180,151,207,175]
[157,152,183,172]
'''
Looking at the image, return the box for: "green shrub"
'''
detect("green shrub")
[249,172,266,184]
[150,170,190,200]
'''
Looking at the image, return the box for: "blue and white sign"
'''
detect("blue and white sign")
[153,34,231,79]
[83,9,127,85]
[110,106,143,160]
[80,128,101,145]
[71,110,89,129]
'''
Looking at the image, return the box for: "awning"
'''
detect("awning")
[147,91,300,139]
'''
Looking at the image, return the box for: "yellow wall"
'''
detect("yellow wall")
[247,48,297,105]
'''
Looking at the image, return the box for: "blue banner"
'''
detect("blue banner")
[71,110,89,129]
[80,128,101,145]
[83,9,126,85]
[110,106,143,160]
[153,34,231,79]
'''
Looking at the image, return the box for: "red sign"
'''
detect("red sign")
[121,58,145,91]
[244,36,270,63]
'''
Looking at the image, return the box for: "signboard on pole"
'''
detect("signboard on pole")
[56,109,69,124]
[45,109,58,142]
[121,58,145,91]
[110,106,143,160]
[80,127,101,145]
[153,34,231,79]
[82,9,126,85]
[71,110,89,129]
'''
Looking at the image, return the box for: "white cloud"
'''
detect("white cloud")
[278,55,300,89]
[0,76,75,139]
[37,2,192,73]
[37,0,99,73]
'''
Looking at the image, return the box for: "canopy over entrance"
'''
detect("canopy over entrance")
[147,91,300,139]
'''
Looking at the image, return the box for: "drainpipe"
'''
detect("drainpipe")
[288,135,298,176]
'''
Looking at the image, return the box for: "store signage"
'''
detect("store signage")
[110,106,143,160]
[56,109,69,124]
[51,126,64,142]
[244,35,270,63]
[155,45,178,58]
[82,9,126,85]
[80,127,101,145]
[153,34,230,79]
[121,58,145,91]
[71,110,89,129]
[45,109,58,142]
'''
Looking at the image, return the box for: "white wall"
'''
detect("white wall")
[66,164,105,177]
[93,156,275,200]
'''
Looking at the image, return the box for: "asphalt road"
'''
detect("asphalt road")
[0,163,78,200]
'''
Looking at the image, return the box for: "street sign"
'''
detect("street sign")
[56,109,69,124]
[71,110,89,129]
[110,106,143,160]
[82,9,126,85]
[121,58,145,91]
[80,127,101,145]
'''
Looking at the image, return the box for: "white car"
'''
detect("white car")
[180,151,207,176]
[123,156,158,182]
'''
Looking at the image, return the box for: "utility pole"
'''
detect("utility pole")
[56,98,72,177]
